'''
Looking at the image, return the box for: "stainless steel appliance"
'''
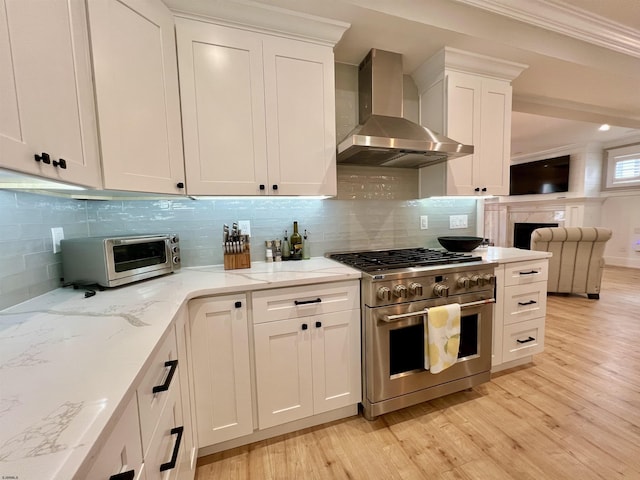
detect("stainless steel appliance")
[328,248,496,420]
[337,49,474,168]
[61,234,181,287]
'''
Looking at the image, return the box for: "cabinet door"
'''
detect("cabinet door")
[174,306,197,480]
[176,20,268,196]
[311,309,361,414]
[475,79,511,195]
[254,318,314,429]
[85,395,146,480]
[444,72,481,196]
[189,295,253,447]
[0,0,101,187]
[263,37,337,196]
[87,0,185,194]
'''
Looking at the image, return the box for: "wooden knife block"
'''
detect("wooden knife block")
[223,248,251,270]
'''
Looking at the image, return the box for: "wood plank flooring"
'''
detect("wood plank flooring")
[196,266,640,479]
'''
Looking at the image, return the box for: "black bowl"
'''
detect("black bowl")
[437,236,484,252]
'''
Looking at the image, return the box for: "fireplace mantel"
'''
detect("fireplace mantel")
[482,196,605,247]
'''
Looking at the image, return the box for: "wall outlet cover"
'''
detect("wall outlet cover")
[238,220,251,236]
[449,214,468,229]
[420,215,428,230]
[51,227,64,254]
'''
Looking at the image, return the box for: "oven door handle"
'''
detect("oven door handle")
[380,298,495,323]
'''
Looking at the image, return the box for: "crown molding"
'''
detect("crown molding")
[453,0,640,59]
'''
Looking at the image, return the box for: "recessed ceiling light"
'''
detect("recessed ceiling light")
[599,124,611,131]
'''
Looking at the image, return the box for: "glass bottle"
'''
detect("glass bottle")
[290,221,302,260]
[282,230,290,260]
[302,229,310,259]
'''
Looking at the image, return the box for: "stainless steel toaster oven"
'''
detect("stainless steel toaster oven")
[61,234,180,287]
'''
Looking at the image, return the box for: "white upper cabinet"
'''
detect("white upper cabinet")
[412,47,527,197]
[0,0,101,187]
[176,14,344,196]
[87,0,186,194]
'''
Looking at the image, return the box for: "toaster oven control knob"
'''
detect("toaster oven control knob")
[171,245,180,254]
[433,283,449,297]
[377,286,392,301]
[170,235,179,243]
[470,274,483,286]
[457,276,471,288]
[393,284,408,298]
[409,282,423,296]
[172,255,181,264]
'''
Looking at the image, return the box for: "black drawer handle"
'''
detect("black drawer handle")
[152,359,178,394]
[34,152,51,164]
[160,426,184,472]
[235,301,242,308]
[518,300,537,306]
[516,336,536,344]
[294,298,322,306]
[110,470,135,480]
[519,270,538,275]
[53,158,67,169]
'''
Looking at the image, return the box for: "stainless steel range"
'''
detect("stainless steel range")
[328,247,497,420]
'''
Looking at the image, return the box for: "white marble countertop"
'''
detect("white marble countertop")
[0,258,360,480]
[479,246,552,263]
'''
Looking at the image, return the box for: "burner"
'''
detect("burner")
[329,247,482,273]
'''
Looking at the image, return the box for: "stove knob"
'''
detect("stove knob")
[377,286,392,301]
[457,276,471,288]
[433,283,449,298]
[409,282,423,296]
[470,274,483,286]
[482,273,496,286]
[393,284,408,298]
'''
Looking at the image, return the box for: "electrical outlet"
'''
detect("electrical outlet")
[238,220,251,236]
[449,215,468,229]
[51,227,64,253]
[420,215,428,230]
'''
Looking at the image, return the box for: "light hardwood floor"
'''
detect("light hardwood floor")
[196,266,640,479]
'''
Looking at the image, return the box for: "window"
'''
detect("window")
[605,144,640,189]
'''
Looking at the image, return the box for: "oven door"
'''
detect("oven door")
[105,236,173,283]
[365,294,493,403]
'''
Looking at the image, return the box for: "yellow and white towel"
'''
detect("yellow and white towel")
[424,304,461,374]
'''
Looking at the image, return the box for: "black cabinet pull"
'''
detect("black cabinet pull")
[517,300,537,306]
[160,426,184,472]
[259,184,265,190]
[315,321,322,328]
[52,158,67,169]
[176,182,184,189]
[516,336,536,344]
[152,359,178,394]
[474,187,480,192]
[519,270,538,275]
[35,152,51,164]
[234,301,242,308]
[294,298,322,306]
[481,187,487,192]
[301,323,308,330]
[110,470,135,480]
[272,184,278,190]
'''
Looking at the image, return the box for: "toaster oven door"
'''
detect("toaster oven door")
[106,236,173,284]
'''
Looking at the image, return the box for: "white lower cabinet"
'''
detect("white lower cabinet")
[85,394,146,480]
[188,295,253,447]
[252,281,361,430]
[493,259,549,370]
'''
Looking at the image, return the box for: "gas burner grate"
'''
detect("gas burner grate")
[329,248,482,273]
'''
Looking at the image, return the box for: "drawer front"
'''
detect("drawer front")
[503,318,545,362]
[504,259,548,286]
[144,386,184,480]
[252,280,359,324]
[137,327,180,456]
[504,282,547,325]
[85,395,145,480]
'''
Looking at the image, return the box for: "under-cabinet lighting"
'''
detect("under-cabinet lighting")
[190,195,331,200]
[599,124,611,131]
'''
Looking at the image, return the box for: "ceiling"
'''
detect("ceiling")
[167,0,640,155]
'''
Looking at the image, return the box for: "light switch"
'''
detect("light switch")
[420,216,428,230]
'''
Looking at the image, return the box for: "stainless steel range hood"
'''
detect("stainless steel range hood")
[337,49,473,168]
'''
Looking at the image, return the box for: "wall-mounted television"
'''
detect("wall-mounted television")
[509,155,571,196]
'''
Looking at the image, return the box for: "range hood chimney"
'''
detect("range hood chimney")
[337,49,473,168]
